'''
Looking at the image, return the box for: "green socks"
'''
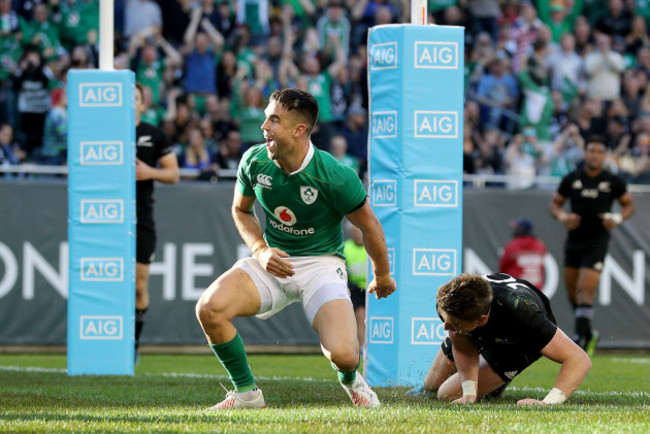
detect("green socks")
[209,333,256,392]
[331,360,358,385]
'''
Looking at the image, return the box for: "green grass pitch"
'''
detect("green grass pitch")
[1,352,649,432]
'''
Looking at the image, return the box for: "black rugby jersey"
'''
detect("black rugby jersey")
[467,273,557,355]
[136,122,174,225]
[557,168,627,241]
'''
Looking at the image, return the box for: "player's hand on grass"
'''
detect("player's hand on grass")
[452,395,477,404]
[255,246,295,278]
[367,275,396,299]
[516,398,546,406]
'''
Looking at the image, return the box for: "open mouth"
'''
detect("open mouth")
[266,137,275,152]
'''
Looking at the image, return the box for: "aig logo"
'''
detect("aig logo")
[372,111,397,138]
[414,42,458,69]
[369,317,393,344]
[369,42,398,70]
[411,317,446,345]
[414,180,458,207]
[81,199,124,223]
[414,111,458,138]
[80,315,123,340]
[413,248,457,276]
[79,83,122,107]
[80,141,123,165]
[371,179,397,206]
[81,258,124,281]
[256,174,272,189]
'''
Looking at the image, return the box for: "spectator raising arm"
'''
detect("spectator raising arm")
[182,6,203,52]
[199,17,225,52]
[157,35,183,69]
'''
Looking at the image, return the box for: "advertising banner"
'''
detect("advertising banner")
[366,25,465,386]
[1,185,649,354]
[67,70,136,375]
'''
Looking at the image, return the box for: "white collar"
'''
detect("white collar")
[290,142,315,175]
[275,142,315,175]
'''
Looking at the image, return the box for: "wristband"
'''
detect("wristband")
[542,387,566,405]
[375,274,392,285]
[250,239,266,256]
[603,212,623,225]
[461,380,477,397]
[557,211,568,223]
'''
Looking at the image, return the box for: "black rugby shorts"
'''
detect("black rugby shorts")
[136,224,157,264]
[564,236,609,270]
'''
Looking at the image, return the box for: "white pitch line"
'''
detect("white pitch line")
[155,371,330,383]
[2,366,649,398]
[611,357,650,364]
[506,386,650,399]
[0,365,330,383]
[1,366,65,373]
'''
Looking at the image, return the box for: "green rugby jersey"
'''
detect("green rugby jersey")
[237,143,367,258]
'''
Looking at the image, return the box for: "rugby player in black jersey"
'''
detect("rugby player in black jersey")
[549,137,635,355]
[407,273,591,405]
[134,83,180,362]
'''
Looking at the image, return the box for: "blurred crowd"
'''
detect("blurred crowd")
[1,0,650,185]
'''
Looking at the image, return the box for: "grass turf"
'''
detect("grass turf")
[1,353,649,432]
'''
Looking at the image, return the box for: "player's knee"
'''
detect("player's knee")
[581,350,593,370]
[329,345,360,372]
[195,290,230,327]
[436,381,459,402]
[436,388,457,402]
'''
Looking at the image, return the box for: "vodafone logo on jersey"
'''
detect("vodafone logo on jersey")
[274,206,297,226]
[270,206,315,236]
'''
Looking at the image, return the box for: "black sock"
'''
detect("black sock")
[574,304,593,340]
[135,308,148,350]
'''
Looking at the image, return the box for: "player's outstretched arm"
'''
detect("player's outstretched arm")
[517,328,591,406]
[346,202,395,299]
[447,333,480,404]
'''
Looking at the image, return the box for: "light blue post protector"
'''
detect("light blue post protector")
[366,25,464,387]
[67,70,136,375]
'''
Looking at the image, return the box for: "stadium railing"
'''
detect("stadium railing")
[2,164,650,193]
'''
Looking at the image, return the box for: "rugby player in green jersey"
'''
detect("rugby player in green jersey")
[196,88,396,409]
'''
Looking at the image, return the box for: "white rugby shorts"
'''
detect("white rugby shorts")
[235,255,351,324]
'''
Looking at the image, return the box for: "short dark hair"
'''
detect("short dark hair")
[532,37,547,52]
[437,274,493,322]
[269,88,319,132]
[585,135,607,148]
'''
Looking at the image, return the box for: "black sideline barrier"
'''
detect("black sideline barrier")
[1,181,648,348]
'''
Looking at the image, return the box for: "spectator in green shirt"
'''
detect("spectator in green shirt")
[330,134,360,175]
[53,0,99,51]
[234,84,267,150]
[0,31,22,126]
[21,3,62,61]
[317,0,351,59]
[129,30,182,105]
[538,0,584,43]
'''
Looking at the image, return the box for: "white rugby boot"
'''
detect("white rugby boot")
[339,373,381,408]
[206,388,266,410]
